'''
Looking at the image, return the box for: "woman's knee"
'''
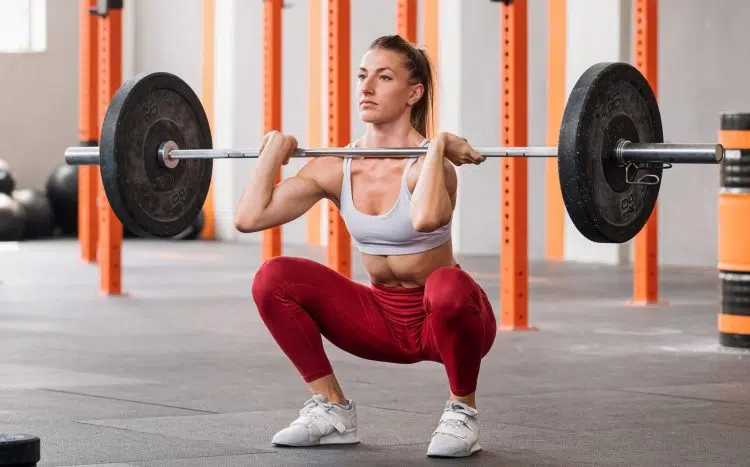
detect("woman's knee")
[424,267,479,316]
[424,267,497,360]
[251,256,332,305]
[251,256,298,303]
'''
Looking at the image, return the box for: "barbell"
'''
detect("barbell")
[63,61,723,243]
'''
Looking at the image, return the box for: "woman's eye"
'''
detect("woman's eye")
[357,74,366,80]
[380,75,392,81]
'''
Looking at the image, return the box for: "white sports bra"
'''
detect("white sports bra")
[337,139,453,255]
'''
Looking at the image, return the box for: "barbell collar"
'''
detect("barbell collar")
[616,141,723,165]
[64,147,101,166]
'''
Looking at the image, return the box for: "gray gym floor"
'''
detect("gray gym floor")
[2,238,750,466]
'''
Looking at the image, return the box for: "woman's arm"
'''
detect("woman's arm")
[409,134,457,232]
[409,132,485,232]
[234,132,328,233]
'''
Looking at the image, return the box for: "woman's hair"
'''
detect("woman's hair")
[368,34,434,137]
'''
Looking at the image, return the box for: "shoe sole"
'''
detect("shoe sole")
[426,442,482,458]
[273,430,360,447]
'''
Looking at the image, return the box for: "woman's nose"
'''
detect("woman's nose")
[360,76,375,93]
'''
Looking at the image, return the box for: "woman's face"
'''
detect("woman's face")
[357,48,423,125]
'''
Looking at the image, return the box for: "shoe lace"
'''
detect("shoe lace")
[440,411,470,429]
[435,404,476,437]
[292,396,346,433]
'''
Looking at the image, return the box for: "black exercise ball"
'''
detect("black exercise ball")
[45,163,78,235]
[0,193,26,241]
[12,188,56,239]
[0,159,16,195]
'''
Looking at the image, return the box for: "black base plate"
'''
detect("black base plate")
[0,434,40,466]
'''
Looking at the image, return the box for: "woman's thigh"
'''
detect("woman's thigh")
[252,256,416,363]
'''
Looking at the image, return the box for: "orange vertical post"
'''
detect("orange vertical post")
[307,0,323,246]
[78,0,99,264]
[397,0,418,44]
[200,0,216,240]
[262,0,283,260]
[96,5,123,295]
[632,0,660,304]
[500,0,534,331]
[327,0,352,277]
[545,0,565,261]
[423,0,439,137]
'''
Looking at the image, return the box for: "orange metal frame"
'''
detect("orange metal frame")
[262,0,283,260]
[327,0,352,277]
[78,0,99,264]
[83,2,215,294]
[96,6,123,296]
[200,0,216,240]
[423,0,439,137]
[632,0,660,304]
[307,0,323,246]
[397,0,417,44]
[545,0,565,261]
[500,0,535,331]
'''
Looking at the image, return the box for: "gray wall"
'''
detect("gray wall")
[0,0,78,191]
[132,0,202,93]
[657,0,750,266]
[0,0,745,268]
[528,0,550,261]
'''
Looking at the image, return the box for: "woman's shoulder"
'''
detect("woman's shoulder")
[302,154,344,176]
[297,154,345,199]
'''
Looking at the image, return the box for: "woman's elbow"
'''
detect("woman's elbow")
[411,212,450,233]
[234,214,260,233]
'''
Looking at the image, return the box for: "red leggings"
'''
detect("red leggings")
[251,256,497,396]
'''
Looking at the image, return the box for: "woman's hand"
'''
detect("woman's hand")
[436,132,485,166]
[235,131,328,233]
[259,130,299,166]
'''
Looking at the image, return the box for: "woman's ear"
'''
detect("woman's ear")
[407,83,424,106]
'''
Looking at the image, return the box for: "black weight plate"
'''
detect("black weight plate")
[558,62,663,243]
[0,433,41,466]
[100,72,212,238]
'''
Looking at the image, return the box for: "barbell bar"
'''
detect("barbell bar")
[61,61,725,242]
[64,142,722,165]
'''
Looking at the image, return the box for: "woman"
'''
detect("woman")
[235,34,495,458]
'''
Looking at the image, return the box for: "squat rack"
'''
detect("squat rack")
[76,0,662,328]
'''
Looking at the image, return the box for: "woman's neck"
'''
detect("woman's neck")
[359,121,424,148]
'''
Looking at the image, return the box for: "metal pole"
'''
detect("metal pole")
[169,146,560,159]
[62,141,725,165]
[63,145,560,164]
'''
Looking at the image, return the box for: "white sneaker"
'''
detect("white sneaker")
[426,400,482,458]
[271,394,360,447]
